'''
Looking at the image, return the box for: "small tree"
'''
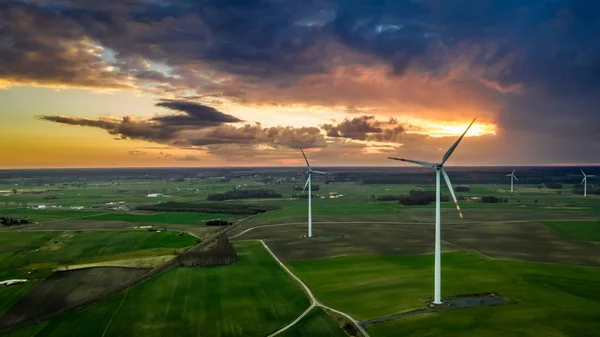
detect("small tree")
[12,189,17,195]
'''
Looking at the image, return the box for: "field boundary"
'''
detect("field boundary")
[0,214,256,334]
[260,239,370,337]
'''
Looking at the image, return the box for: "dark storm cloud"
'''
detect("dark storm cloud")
[4,0,600,95]
[154,99,243,126]
[0,1,136,89]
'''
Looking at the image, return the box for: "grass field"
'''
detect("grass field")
[3,241,311,337]
[287,252,600,336]
[0,208,240,225]
[542,221,600,241]
[88,211,241,225]
[279,307,347,337]
[0,230,196,279]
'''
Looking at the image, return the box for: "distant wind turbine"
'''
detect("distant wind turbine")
[389,118,476,305]
[300,148,327,237]
[581,169,595,197]
[506,169,519,193]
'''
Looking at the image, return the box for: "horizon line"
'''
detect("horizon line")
[2,164,600,170]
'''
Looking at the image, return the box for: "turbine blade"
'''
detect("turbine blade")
[581,169,586,177]
[505,174,513,177]
[441,168,463,220]
[512,169,515,175]
[300,148,311,170]
[303,177,310,191]
[441,118,476,165]
[588,175,596,177]
[513,176,519,181]
[388,157,436,168]
[312,170,328,175]
[581,177,586,185]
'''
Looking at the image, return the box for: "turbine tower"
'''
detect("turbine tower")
[581,169,595,197]
[506,169,519,193]
[388,118,476,305]
[300,148,327,237]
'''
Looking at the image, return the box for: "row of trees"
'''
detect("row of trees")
[398,190,450,206]
[206,219,232,226]
[291,194,321,199]
[292,185,320,191]
[1,216,30,226]
[206,189,282,201]
[136,201,278,215]
[173,234,238,267]
[481,196,508,203]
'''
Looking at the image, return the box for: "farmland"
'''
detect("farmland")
[278,307,348,337]
[3,242,310,337]
[0,267,150,328]
[1,166,599,336]
[285,253,600,336]
[0,229,196,282]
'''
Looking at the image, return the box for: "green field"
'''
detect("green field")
[542,221,600,241]
[288,252,600,336]
[89,211,241,225]
[279,307,347,337]
[0,230,196,279]
[3,241,311,337]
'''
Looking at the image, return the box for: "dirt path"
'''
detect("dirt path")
[260,240,370,337]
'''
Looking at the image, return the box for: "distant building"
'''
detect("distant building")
[147,193,165,197]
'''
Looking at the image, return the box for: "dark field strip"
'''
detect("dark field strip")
[0,267,150,328]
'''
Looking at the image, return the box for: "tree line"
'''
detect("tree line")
[292,185,320,191]
[136,201,279,215]
[206,188,282,201]
[1,216,30,226]
[173,234,238,267]
[291,194,321,199]
[205,219,232,226]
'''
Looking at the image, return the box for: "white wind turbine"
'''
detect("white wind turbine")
[581,169,595,197]
[300,148,327,237]
[388,118,476,305]
[506,169,519,193]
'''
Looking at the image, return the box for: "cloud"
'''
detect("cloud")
[153,99,243,126]
[176,155,201,161]
[321,116,406,142]
[0,2,132,90]
[127,150,148,156]
[38,113,326,150]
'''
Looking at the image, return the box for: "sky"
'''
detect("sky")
[1,0,600,168]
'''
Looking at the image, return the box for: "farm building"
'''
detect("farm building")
[147,193,165,197]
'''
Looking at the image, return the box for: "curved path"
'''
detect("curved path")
[260,240,370,337]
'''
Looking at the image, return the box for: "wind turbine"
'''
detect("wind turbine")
[300,148,327,237]
[388,118,476,305]
[506,169,519,193]
[581,169,595,197]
